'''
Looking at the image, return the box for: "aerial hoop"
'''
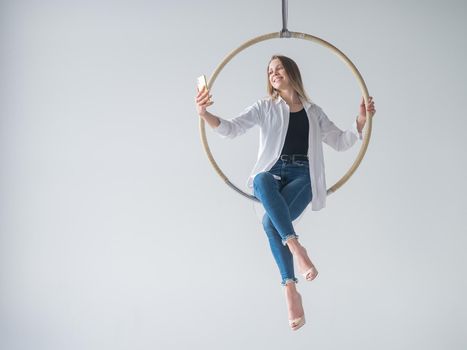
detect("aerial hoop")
[199,31,374,202]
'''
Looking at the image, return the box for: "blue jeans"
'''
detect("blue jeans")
[253,158,312,286]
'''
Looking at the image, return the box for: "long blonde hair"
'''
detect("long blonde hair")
[267,55,310,102]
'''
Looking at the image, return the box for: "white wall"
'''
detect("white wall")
[1,0,466,349]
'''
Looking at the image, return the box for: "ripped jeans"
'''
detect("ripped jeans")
[253,157,312,286]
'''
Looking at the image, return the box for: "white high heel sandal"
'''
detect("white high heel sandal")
[289,315,306,330]
[302,264,319,281]
[286,291,306,331]
[296,245,319,281]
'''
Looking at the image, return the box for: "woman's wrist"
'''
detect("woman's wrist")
[201,112,221,128]
[356,115,365,133]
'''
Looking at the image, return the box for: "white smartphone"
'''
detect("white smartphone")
[197,75,208,92]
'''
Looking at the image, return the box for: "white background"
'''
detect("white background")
[1,0,466,349]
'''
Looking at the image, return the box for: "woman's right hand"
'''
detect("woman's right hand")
[195,86,213,117]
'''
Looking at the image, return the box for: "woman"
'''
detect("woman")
[195,55,376,331]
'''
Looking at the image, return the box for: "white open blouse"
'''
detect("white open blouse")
[213,96,362,211]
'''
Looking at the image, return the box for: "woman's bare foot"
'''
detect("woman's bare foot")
[286,238,318,281]
[284,283,305,330]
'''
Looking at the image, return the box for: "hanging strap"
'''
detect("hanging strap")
[280,0,291,38]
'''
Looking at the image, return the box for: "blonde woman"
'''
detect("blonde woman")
[195,55,375,331]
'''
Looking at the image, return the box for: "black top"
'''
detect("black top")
[280,108,309,156]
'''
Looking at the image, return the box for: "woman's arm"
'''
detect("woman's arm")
[200,110,221,129]
[318,109,360,152]
[319,97,376,151]
[195,86,262,139]
[196,86,220,128]
[356,96,376,133]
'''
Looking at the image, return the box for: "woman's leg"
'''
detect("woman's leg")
[261,215,296,284]
[253,171,296,284]
[254,170,312,285]
[253,172,300,244]
[279,176,316,280]
[254,162,315,330]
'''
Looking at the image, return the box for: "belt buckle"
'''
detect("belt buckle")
[280,155,290,162]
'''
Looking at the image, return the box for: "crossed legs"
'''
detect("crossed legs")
[253,169,317,330]
[253,171,315,283]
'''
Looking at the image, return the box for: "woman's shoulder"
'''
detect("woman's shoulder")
[305,101,323,114]
[257,96,274,106]
[248,97,274,112]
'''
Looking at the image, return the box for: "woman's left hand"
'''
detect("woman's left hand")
[357,96,376,133]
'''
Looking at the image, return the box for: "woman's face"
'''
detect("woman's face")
[268,58,289,91]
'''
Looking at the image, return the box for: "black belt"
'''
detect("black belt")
[279,154,309,162]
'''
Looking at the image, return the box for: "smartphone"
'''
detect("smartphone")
[197,75,208,92]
